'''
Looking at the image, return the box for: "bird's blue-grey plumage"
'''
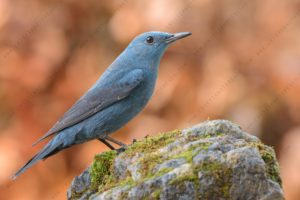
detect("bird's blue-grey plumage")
[13,31,191,179]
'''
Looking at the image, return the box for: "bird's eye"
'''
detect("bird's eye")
[146,36,154,44]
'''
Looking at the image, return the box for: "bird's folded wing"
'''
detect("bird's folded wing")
[32,69,144,146]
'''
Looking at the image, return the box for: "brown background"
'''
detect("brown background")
[0,0,300,199]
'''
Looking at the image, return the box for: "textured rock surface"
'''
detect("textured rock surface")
[67,120,284,200]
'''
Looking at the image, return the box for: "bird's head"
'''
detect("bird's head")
[125,31,191,64]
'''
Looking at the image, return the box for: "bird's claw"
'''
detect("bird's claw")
[115,146,127,154]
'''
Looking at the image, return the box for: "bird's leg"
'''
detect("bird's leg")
[98,138,115,150]
[105,136,127,147]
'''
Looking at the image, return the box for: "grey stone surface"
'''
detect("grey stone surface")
[67,120,284,200]
[67,168,93,200]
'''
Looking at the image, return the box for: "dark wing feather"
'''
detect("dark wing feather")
[33,69,144,146]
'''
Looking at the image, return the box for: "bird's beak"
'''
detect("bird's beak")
[165,32,192,44]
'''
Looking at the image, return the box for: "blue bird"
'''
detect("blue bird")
[13,31,191,179]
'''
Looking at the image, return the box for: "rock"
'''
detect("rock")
[67,120,284,200]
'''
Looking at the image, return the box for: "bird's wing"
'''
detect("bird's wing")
[33,69,144,146]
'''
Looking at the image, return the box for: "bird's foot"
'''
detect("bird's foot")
[98,138,115,150]
[115,146,126,154]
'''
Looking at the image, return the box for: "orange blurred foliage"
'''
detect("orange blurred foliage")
[0,0,300,199]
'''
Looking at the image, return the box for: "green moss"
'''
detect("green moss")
[85,130,181,196]
[70,190,87,200]
[186,131,224,142]
[139,153,164,178]
[172,142,212,163]
[169,171,198,185]
[110,129,182,184]
[198,161,223,172]
[119,176,135,187]
[93,177,137,200]
[89,151,117,191]
[152,167,173,178]
[123,130,181,157]
[172,149,194,162]
[85,130,244,199]
[221,185,230,198]
[85,129,235,199]
[197,142,213,151]
[99,173,137,193]
[152,189,161,199]
[169,160,232,199]
[120,191,129,199]
[139,153,174,181]
[197,161,232,199]
[252,142,282,185]
[200,131,225,138]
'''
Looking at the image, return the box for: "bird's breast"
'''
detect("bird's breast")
[129,76,156,106]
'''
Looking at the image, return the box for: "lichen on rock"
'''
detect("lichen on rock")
[67,120,284,200]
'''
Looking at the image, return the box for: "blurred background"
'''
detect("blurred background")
[0,0,300,199]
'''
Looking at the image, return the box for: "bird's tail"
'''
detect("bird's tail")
[12,139,64,180]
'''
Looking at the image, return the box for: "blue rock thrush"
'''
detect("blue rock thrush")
[13,31,191,179]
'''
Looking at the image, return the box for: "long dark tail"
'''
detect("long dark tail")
[12,140,64,180]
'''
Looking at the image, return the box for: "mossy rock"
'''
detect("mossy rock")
[67,120,284,200]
